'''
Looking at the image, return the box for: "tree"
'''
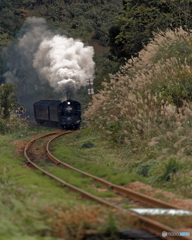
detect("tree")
[0,1,24,37]
[0,84,19,119]
[109,0,192,64]
[163,0,192,31]
[0,27,12,85]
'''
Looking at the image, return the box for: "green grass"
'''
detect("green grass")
[53,144,144,186]
[95,182,103,188]
[51,129,146,188]
[139,189,146,194]
[51,128,192,199]
[2,122,191,238]
[122,205,138,209]
[0,125,138,239]
[162,197,170,202]
[153,193,164,198]
[0,126,96,239]
[120,199,131,204]
[41,165,117,198]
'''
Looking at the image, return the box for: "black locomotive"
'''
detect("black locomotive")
[33,99,81,129]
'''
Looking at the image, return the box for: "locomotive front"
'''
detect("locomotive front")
[59,99,81,129]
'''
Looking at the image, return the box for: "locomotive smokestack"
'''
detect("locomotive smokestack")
[66,90,72,100]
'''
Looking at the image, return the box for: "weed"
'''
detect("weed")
[95,182,103,188]
[135,160,156,177]
[99,212,119,239]
[162,197,170,201]
[184,146,192,156]
[161,158,181,181]
[120,199,131,203]
[153,192,164,198]
[52,137,145,187]
[122,205,137,209]
[139,189,146,194]
[35,139,44,143]
[80,141,95,149]
[39,160,46,167]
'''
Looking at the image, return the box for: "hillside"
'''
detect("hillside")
[84,27,192,196]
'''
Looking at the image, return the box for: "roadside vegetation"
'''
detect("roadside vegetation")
[0,125,136,240]
[52,130,145,186]
[0,83,29,134]
[83,27,192,198]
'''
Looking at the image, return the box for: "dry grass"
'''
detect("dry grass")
[44,205,135,240]
[83,27,192,194]
[84,27,192,147]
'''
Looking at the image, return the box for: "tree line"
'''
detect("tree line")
[0,0,192,108]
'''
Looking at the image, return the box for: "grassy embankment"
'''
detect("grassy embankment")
[82,27,192,198]
[0,123,136,240]
[0,125,82,239]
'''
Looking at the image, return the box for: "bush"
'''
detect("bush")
[0,111,28,135]
[80,141,95,149]
[135,160,156,177]
[0,84,19,120]
[161,158,181,181]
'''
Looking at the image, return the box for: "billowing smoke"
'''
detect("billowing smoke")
[33,35,95,95]
[2,17,95,118]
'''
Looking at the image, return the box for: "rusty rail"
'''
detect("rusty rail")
[24,132,192,240]
[46,133,180,210]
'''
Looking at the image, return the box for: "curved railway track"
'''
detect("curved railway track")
[47,134,180,209]
[24,131,192,240]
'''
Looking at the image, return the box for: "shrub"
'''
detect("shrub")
[135,160,156,177]
[100,212,119,238]
[0,84,19,120]
[0,111,28,135]
[80,141,95,149]
[160,158,181,181]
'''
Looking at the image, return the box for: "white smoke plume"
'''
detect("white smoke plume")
[3,16,95,96]
[33,34,95,93]
[2,17,95,118]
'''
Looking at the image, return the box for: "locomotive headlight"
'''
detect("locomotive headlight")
[67,102,70,105]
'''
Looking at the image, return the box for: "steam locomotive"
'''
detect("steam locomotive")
[33,99,81,129]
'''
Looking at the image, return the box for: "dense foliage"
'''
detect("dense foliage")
[0,83,24,135]
[0,83,19,119]
[0,0,123,95]
[109,0,192,63]
[0,0,122,45]
[84,27,192,191]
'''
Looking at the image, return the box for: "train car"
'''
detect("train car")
[33,99,81,129]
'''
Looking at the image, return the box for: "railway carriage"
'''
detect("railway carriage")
[33,99,81,129]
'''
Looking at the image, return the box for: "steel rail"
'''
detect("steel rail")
[46,134,180,210]
[24,132,192,240]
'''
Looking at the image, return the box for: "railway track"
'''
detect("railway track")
[24,131,192,240]
[47,133,180,209]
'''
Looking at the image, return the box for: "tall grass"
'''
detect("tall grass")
[84,28,192,147]
[83,27,192,193]
[44,205,134,240]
